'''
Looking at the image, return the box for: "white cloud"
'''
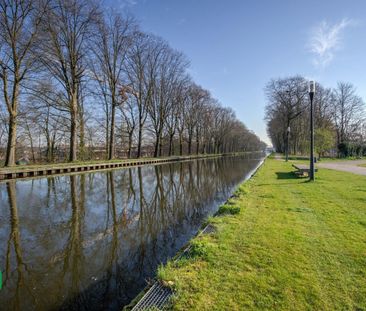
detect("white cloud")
[308,18,355,67]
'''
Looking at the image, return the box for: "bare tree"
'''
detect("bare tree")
[125,33,155,157]
[332,82,365,146]
[39,0,99,162]
[175,78,190,155]
[0,0,47,166]
[184,84,209,154]
[265,76,308,155]
[26,81,67,161]
[90,12,136,159]
[146,41,188,157]
[119,96,138,158]
[164,80,186,156]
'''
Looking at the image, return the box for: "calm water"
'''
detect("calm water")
[0,154,264,310]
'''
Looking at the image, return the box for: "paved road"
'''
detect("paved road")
[317,160,366,176]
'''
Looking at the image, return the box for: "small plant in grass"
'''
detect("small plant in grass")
[157,264,168,281]
[226,198,236,205]
[157,264,176,288]
[232,185,249,197]
[217,204,241,215]
[189,239,210,259]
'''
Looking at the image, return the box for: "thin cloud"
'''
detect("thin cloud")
[177,18,187,25]
[308,18,355,67]
[119,0,138,9]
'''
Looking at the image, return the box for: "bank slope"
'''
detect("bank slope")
[158,158,366,310]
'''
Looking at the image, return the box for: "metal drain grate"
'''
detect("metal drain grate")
[131,224,215,310]
[201,224,216,235]
[132,282,173,311]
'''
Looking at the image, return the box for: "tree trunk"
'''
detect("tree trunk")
[5,114,17,166]
[109,104,116,160]
[196,135,199,155]
[179,132,183,155]
[29,132,36,163]
[79,113,85,161]
[158,136,163,157]
[69,95,78,162]
[47,142,53,162]
[202,143,206,154]
[154,135,160,157]
[168,134,174,156]
[105,118,109,159]
[128,132,132,158]
[188,135,192,155]
[51,133,56,162]
[137,121,143,158]
[46,136,51,162]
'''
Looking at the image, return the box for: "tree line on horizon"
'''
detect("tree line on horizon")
[0,0,265,167]
[265,75,366,158]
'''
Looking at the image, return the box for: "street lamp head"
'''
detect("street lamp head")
[309,80,315,94]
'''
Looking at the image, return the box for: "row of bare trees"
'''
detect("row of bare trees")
[0,0,264,166]
[265,75,366,158]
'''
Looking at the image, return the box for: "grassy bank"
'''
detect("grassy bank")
[158,158,366,310]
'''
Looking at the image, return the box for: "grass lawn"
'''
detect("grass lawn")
[276,153,366,162]
[158,158,366,310]
[358,163,366,168]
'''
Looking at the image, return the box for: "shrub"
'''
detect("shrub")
[189,240,210,259]
[217,204,241,215]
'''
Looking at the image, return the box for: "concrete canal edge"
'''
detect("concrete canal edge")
[124,154,269,311]
[0,152,262,182]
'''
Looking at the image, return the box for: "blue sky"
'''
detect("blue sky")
[107,0,366,144]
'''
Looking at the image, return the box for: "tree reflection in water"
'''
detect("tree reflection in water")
[0,154,264,311]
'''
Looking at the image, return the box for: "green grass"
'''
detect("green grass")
[275,153,366,162]
[358,163,366,168]
[158,158,366,310]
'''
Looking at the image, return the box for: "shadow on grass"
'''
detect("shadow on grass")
[275,172,298,180]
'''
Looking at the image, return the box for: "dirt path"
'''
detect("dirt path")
[317,160,366,176]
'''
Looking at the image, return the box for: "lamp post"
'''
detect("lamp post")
[285,126,290,162]
[309,81,315,181]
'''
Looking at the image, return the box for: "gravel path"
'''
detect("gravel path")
[317,160,366,176]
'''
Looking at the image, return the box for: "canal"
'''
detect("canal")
[0,153,265,310]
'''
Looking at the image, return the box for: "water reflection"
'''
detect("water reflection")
[0,154,264,310]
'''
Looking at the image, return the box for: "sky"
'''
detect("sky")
[106,0,366,145]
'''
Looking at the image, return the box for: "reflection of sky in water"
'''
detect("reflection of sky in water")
[0,154,264,311]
